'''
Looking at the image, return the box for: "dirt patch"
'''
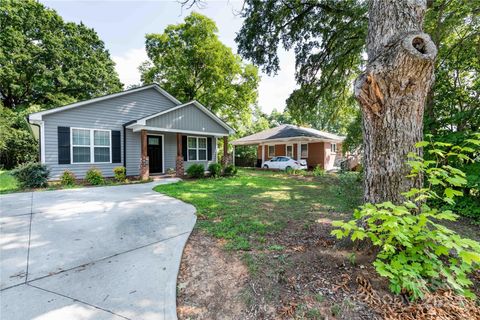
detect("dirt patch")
[177,230,249,320]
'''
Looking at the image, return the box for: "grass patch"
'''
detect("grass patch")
[154,169,362,250]
[0,170,19,193]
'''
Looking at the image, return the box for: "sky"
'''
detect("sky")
[42,0,297,114]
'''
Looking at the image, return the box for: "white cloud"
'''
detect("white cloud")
[257,50,298,114]
[112,48,148,87]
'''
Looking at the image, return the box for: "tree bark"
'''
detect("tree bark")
[355,0,437,204]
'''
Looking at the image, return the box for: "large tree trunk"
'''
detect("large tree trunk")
[355,0,437,204]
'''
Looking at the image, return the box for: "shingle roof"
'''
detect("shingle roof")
[232,124,345,145]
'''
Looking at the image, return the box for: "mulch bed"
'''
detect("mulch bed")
[177,217,480,319]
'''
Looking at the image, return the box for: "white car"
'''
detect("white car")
[262,156,307,170]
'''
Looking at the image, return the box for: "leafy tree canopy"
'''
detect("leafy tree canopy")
[236,0,479,138]
[236,0,366,133]
[0,0,123,111]
[141,12,259,133]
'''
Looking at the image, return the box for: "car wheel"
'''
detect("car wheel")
[285,166,292,172]
[263,164,269,169]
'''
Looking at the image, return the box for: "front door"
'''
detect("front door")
[147,135,163,173]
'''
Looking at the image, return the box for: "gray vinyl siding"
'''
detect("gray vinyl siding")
[146,104,229,135]
[43,88,176,179]
[125,129,141,176]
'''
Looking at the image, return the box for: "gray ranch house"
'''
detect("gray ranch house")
[28,84,234,180]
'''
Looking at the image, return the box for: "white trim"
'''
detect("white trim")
[331,142,337,154]
[130,125,228,137]
[267,145,275,158]
[28,84,181,121]
[70,127,112,164]
[186,136,208,162]
[300,143,309,159]
[285,143,294,158]
[128,100,235,134]
[146,133,165,174]
[40,121,45,163]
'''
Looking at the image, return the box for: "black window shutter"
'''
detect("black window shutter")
[58,127,70,164]
[112,131,121,163]
[182,135,188,161]
[207,137,212,161]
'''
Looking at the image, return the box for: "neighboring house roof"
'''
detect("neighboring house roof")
[125,100,235,134]
[28,84,182,121]
[232,124,345,145]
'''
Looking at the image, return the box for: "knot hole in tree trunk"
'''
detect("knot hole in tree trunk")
[412,37,426,54]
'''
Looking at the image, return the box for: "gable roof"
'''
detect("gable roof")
[232,124,345,145]
[125,100,235,134]
[28,84,181,121]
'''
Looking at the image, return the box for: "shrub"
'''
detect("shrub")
[113,166,126,182]
[312,165,325,177]
[85,167,104,185]
[11,162,50,188]
[223,165,238,177]
[186,164,205,178]
[60,170,76,186]
[332,137,480,300]
[208,163,222,178]
[166,167,176,175]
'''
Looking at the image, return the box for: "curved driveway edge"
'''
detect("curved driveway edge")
[0,179,196,320]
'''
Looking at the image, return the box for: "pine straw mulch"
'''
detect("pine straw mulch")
[177,217,480,320]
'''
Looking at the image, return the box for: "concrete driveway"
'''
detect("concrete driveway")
[0,180,196,320]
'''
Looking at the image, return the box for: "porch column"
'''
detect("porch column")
[140,129,149,180]
[176,133,184,176]
[297,143,301,160]
[261,144,265,165]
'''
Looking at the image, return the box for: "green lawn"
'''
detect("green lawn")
[154,169,362,250]
[0,170,19,193]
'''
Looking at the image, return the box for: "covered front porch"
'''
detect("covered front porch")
[123,100,235,179]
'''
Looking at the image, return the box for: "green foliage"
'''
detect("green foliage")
[223,165,238,177]
[60,170,76,186]
[0,0,122,168]
[113,166,126,182]
[0,105,38,169]
[312,165,325,177]
[0,0,122,110]
[208,163,222,178]
[141,12,259,132]
[424,0,480,138]
[332,137,480,300]
[85,167,104,185]
[186,164,205,179]
[11,162,49,188]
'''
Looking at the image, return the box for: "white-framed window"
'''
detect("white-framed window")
[71,128,111,163]
[187,136,207,161]
[268,145,275,158]
[301,143,308,158]
[286,145,293,158]
[331,143,337,153]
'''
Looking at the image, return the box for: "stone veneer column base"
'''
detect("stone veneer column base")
[176,156,184,177]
